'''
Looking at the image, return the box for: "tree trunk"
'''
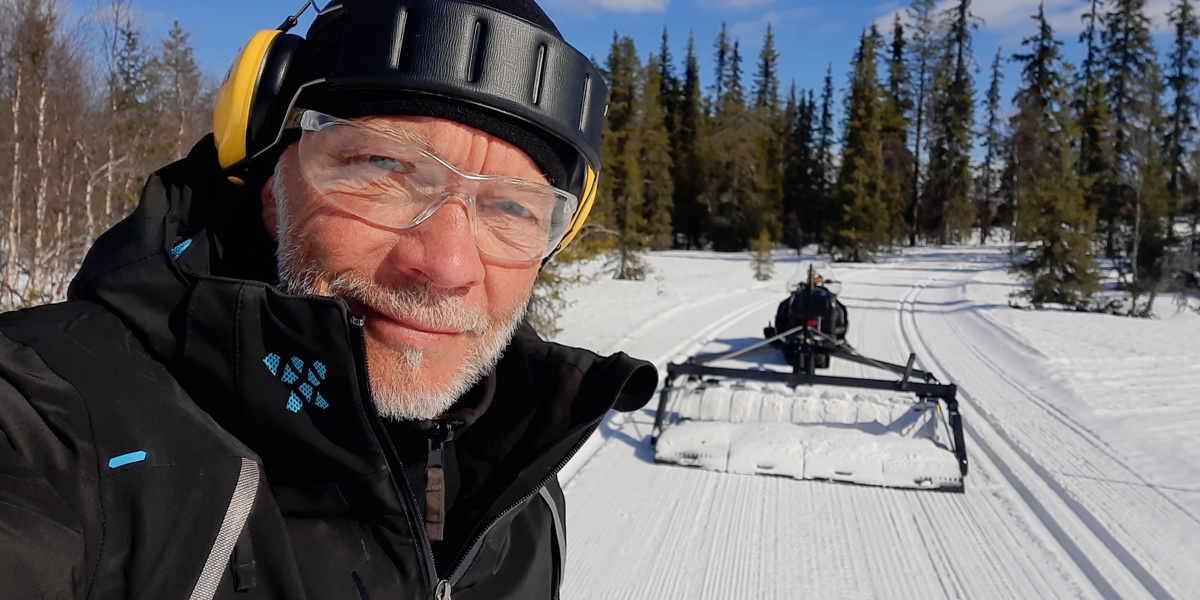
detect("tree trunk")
[5,63,24,308]
[76,140,95,244]
[176,73,186,160]
[909,56,927,247]
[51,209,65,299]
[1132,198,1142,284]
[1010,189,1019,259]
[1191,212,1198,257]
[30,86,48,301]
[105,123,114,220]
[56,155,76,301]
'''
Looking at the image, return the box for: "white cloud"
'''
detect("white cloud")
[731,7,816,39]
[595,0,670,11]
[543,0,669,15]
[700,0,775,9]
[971,0,1080,32]
[874,0,1174,37]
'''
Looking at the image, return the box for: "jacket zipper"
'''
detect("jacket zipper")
[352,315,606,599]
[424,419,459,543]
[438,420,601,596]
[350,316,442,596]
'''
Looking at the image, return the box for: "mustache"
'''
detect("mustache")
[327,271,489,334]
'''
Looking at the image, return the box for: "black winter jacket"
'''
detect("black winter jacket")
[0,138,658,599]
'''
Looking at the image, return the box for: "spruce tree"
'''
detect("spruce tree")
[881,16,915,246]
[753,24,780,115]
[113,24,166,190]
[724,40,745,109]
[923,0,977,244]
[750,228,775,280]
[641,54,675,251]
[658,27,680,147]
[836,27,890,261]
[702,39,768,250]
[1165,0,1199,229]
[154,21,206,160]
[712,23,730,103]
[783,86,820,250]
[800,90,825,246]
[1103,0,1169,294]
[1076,0,1119,255]
[978,48,1006,245]
[814,66,837,249]
[783,83,799,158]
[753,24,785,251]
[906,0,939,245]
[1009,5,1099,308]
[782,83,800,248]
[781,85,806,249]
[672,32,706,249]
[597,34,648,279]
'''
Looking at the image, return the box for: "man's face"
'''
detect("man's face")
[267,115,544,421]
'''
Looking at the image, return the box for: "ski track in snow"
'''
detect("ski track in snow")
[557,249,1198,600]
[887,250,1200,599]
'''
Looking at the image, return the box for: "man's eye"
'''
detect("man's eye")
[491,199,533,218]
[367,155,413,173]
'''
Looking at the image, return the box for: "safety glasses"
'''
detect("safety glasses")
[294,110,578,262]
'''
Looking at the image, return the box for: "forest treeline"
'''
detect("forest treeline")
[3,0,1200,323]
[572,0,1200,317]
[0,0,213,310]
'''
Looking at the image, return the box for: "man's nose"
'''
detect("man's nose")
[384,194,484,289]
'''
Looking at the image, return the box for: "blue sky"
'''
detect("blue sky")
[70,0,1180,115]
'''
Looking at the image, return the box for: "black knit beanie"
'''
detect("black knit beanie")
[291,0,573,188]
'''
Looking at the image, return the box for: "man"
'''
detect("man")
[0,0,657,598]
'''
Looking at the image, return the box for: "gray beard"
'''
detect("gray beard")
[270,159,526,421]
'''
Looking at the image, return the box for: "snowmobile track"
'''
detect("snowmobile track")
[896,264,1176,600]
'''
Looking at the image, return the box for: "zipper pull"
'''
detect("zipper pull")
[425,420,458,542]
[435,579,452,599]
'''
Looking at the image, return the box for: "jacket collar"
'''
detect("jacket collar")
[180,274,392,482]
[65,138,384,481]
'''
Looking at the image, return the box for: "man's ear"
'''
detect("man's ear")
[261,177,278,238]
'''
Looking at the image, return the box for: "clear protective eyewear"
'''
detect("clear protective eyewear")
[294,110,578,262]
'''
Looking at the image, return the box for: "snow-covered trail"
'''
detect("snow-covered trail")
[555,248,1200,600]
[874,248,1200,599]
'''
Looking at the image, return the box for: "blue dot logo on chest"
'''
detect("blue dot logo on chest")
[263,353,330,413]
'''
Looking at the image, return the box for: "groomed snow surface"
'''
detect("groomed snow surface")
[552,246,1200,600]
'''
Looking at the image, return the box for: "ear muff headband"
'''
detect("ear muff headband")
[214,30,282,174]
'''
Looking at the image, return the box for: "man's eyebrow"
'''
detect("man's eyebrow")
[370,120,436,152]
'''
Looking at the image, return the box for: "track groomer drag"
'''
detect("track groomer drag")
[0,0,658,598]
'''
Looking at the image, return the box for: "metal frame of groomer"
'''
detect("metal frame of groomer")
[212,0,609,254]
[650,320,970,488]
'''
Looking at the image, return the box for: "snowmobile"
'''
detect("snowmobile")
[650,265,969,492]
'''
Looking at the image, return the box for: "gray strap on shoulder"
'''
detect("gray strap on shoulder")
[190,458,261,600]
[538,485,566,587]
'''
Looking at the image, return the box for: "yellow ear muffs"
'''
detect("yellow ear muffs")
[214,29,304,185]
[214,30,283,179]
[555,165,598,252]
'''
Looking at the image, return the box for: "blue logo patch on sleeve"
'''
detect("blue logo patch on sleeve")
[264,353,329,413]
[108,450,147,469]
